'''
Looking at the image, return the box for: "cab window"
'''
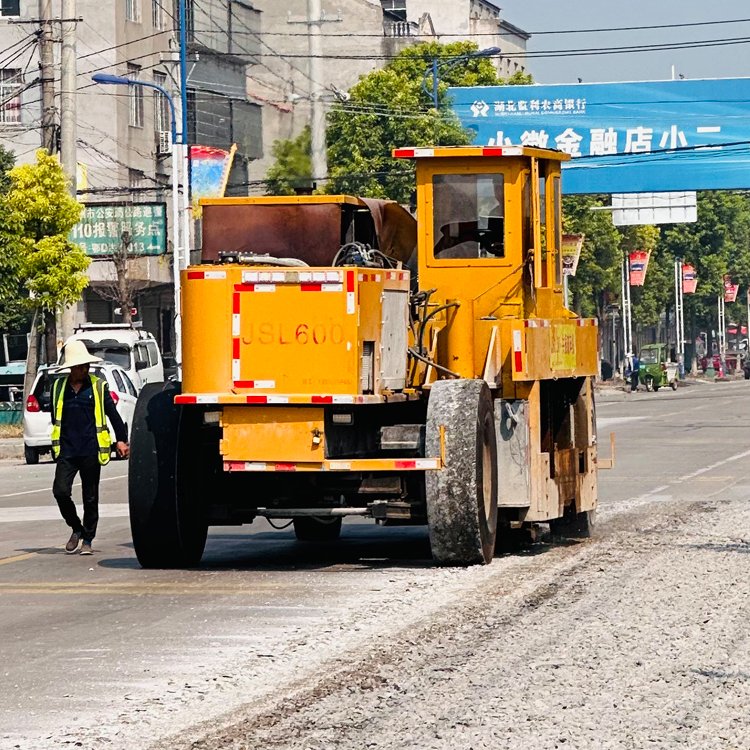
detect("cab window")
[432,174,505,260]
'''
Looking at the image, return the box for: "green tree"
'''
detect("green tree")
[266,42,529,203]
[4,149,88,365]
[661,191,750,351]
[0,144,23,332]
[622,225,666,329]
[563,195,621,319]
[265,126,312,195]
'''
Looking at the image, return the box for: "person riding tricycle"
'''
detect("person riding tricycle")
[639,343,678,392]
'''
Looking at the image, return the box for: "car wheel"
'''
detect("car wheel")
[24,445,39,465]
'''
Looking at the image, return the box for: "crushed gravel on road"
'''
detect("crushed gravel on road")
[155,490,750,750]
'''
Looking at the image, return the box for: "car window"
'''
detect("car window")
[34,371,55,411]
[135,343,149,368]
[111,369,125,393]
[87,344,131,369]
[146,341,160,367]
[121,371,138,397]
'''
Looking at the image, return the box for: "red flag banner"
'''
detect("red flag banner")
[682,263,698,294]
[629,250,650,286]
[723,274,739,303]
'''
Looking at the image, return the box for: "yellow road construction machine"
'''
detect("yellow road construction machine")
[129,145,603,568]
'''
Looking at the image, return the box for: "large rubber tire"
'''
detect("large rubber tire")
[24,444,39,465]
[425,379,498,566]
[644,376,654,392]
[550,507,596,539]
[128,382,207,568]
[670,380,678,391]
[293,516,342,542]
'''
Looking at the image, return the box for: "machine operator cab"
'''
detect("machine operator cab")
[394,145,570,321]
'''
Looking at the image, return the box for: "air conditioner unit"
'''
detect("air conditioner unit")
[157,130,172,155]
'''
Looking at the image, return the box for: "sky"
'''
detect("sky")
[499,1,750,84]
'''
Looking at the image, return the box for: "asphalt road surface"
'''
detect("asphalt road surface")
[1,381,748,749]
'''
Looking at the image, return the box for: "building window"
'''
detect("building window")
[0,69,22,124]
[380,0,406,21]
[129,169,145,189]
[128,63,144,127]
[151,0,166,29]
[126,0,141,22]
[153,71,171,141]
[0,1,21,16]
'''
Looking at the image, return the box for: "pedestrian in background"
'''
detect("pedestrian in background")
[630,351,640,392]
[50,340,129,555]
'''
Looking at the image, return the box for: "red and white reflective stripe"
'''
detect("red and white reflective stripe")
[345,270,356,314]
[576,318,598,327]
[483,146,522,156]
[177,393,392,405]
[393,147,434,158]
[512,329,524,372]
[174,394,222,404]
[394,459,440,470]
[234,380,276,390]
[357,272,383,283]
[186,270,226,280]
[524,319,550,328]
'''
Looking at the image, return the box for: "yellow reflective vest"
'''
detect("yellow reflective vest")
[51,375,112,465]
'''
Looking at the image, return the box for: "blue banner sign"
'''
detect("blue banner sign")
[449,78,750,194]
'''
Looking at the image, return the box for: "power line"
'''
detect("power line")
[229,16,750,38]
[210,34,750,61]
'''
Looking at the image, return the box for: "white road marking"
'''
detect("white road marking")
[0,503,129,523]
[0,473,127,500]
[600,448,750,518]
[596,416,646,427]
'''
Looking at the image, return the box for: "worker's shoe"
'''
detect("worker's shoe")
[65,531,81,553]
[80,541,93,556]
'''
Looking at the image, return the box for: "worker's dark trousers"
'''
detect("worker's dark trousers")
[52,455,101,542]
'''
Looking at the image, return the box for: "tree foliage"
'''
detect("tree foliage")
[5,150,89,314]
[265,126,312,195]
[266,42,529,203]
[0,144,22,330]
[661,191,750,336]
[563,195,621,318]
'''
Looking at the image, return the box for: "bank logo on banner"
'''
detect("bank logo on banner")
[682,263,698,294]
[723,274,739,302]
[629,250,650,286]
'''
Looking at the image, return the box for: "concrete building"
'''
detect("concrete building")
[0,0,261,355]
[246,0,528,188]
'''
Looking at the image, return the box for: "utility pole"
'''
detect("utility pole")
[60,0,76,192]
[307,0,327,184]
[59,0,79,342]
[38,0,55,152]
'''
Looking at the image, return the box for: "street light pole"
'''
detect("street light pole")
[91,72,184,377]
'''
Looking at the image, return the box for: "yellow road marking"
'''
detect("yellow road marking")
[0,581,310,595]
[0,552,36,566]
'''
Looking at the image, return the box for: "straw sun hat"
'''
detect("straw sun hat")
[55,339,103,369]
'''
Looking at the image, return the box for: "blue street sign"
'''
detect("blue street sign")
[449,78,750,194]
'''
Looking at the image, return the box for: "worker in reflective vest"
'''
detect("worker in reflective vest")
[50,340,129,555]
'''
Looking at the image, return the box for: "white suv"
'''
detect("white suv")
[23,363,138,464]
[64,324,164,391]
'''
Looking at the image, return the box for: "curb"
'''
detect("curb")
[0,439,23,461]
